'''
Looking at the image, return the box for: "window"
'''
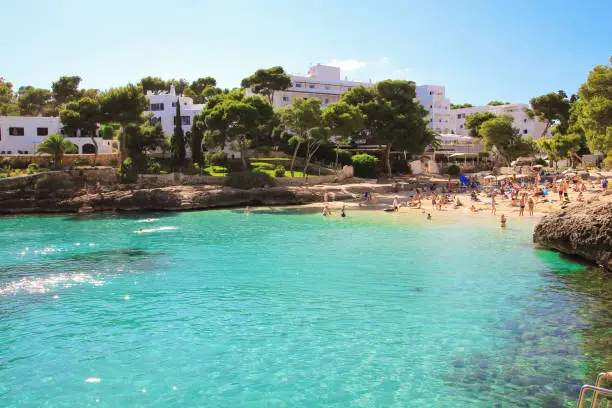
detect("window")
[295,83,302,88]
[171,102,177,107]
[429,91,433,95]
[181,116,191,126]
[151,117,162,125]
[308,85,315,89]
[523,129,528,134]
[282,96,289,102]
[429,105,433,109]
[150,103,164,111]
[37,127,48,136]
[9,127,24,136]
[460,125,464,129]
[457,114,461,119]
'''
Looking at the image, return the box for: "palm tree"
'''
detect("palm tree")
[36,134,78,167]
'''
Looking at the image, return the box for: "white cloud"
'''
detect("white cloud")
[327,58,367,71]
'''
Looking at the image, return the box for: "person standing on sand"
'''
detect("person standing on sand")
[519,194,526,216]
[491,192,497,215]
[603,178,608,193]
[500,214,507,228]
[528,196,535,216]
[324,191,329,203]
[372,194,377,207]
[341,204,346,218]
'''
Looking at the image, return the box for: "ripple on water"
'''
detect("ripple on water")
[0,272,104,296]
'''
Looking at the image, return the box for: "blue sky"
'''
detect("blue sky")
[1,0,610,105]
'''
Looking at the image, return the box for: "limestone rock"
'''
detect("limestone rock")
[533,201,612,271]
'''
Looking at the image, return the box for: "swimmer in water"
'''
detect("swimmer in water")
[147,218,151,222]
[500,214,507,228]
[341,204,346,218]
[245,206,251,215]
[322,205,329,216]
[427,213,432,220]
[139,228,143,233]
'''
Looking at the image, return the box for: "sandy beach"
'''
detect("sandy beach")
[289,175,612,224]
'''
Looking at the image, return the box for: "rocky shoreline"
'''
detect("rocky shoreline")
[533,200,612,271]
[0,185,357,215]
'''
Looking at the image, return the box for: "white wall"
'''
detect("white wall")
[0,116,111,154]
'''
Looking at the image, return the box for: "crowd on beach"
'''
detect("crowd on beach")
[311,172,609,228]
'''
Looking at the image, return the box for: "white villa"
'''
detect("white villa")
[144,85,203,137]
[0,116,113,155]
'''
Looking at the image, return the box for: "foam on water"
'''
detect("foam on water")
[134,226,179,234]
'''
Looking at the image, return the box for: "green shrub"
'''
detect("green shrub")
[1,158,12,169]
[34,175,74,190]
[147,162,161,174]
[72,158,89,167]
[391,159,410,174]
[225,170,275,189]
[26,163,39,175]
[535,158,547,166]
[226,158,245,173]
[447,164,461,177]
[109,157,119,167]
[206,150,228,167]
[9,158,29,169]
[120,158,138,183]
[274,165,286,177]
[351,154,379,178]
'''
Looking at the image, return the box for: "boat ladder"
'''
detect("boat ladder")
[578,372,612,407]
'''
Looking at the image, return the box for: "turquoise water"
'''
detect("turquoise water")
[1,209,611,407]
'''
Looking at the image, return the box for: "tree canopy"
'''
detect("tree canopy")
[138,76,168,94]
[18,87,53,116]
[60,96,103,155]
[479,115,535,164]
[171,101,186,168]
[278,97,326,177]
[464,111,498,138]
[51,76,82,105]
[573,63,612,158]
[241,66,292,105]
[198,90,274,169]
[342,80,434,176]
[487,101,510,106]
[450,103,473,109]
[527,90,571,137]
[322,101,364,168]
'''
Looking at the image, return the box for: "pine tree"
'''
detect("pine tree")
[171,99,186,168]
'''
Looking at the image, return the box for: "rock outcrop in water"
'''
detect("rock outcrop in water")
[0,185,355,214]
[533,200,612,271]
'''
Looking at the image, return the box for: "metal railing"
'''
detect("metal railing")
[578,372,612,408]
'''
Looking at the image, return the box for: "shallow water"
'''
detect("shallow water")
[0,210,610,407]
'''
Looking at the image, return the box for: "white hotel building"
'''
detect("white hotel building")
[0,116,112,155]
[415,85,452,133]
[264,64,374,109]
[449,103,550,139]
